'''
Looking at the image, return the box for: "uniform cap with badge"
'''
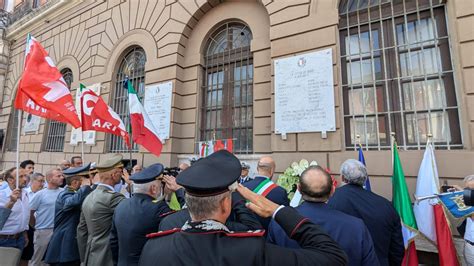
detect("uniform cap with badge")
[176,150,241,197]
[95,154,124,173]
[63,163,91,177]
[241,162,250,170]
[130,163,164,184]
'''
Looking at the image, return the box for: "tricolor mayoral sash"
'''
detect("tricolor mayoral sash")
[253,178,278,197]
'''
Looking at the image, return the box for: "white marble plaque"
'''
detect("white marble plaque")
[70,83,101,145]
[144,81,172,140]
[274,49,336,134]
[23,113,41,134]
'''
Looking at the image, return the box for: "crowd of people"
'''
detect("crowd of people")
[0,151,472,266]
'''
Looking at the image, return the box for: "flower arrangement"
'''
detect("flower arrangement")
[276,159,318,201]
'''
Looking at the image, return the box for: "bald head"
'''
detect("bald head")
[257,156,275,178]
[179,163,190,171]
[298,166,333,202]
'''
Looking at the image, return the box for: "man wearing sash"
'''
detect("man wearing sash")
[243,156,289,229]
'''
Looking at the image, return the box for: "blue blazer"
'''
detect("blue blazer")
[44,186,92,264]
[268,201,379,266]
[328,184,404,266]
[110,193,179,266]
[243,175,289,230]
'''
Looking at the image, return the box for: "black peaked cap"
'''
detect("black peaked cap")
[130,163,164,184]
[177,150,240,196]
[63,163,91,177]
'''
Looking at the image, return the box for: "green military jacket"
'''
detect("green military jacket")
[77,185,124,266]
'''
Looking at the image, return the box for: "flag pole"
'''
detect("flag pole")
[15,110,23,189]
[390,132,396,166]
[79,86,85,162]
[126,79,133,172]
[80,131,85,161]
[16,33,31,189]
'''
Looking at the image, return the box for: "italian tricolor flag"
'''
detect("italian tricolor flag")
[392,142,419,265]
[127,81,163,157]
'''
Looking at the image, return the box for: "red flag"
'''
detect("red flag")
[14,35,80,128]
[214,140,225,152]
[402,242,419,266]
[15,87,73,124]
[225,139,233,153]
[81,89,130,147]
[325,168,338,187]
[434,204,460,266]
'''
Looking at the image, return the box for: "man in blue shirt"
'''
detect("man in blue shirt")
[29,167,64,266]
[268,165,379,266]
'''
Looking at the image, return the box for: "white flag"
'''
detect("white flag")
[413,142,440,243]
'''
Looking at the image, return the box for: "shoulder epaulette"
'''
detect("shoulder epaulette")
[225,230,265,238]
[146,228,181,239]
[159,210,176,218]
[105,190,116,194]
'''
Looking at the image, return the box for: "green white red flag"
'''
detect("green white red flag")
[413,141,459,265]
[14,35,80,128]
[127,80,163,157]
[392,142,419,265]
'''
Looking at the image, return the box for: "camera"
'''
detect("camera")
[163,167,181,178]
[464,189,474,206]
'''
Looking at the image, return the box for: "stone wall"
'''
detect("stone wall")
[0,0,472,199]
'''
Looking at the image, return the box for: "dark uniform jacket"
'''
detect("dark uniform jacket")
[44,186,92,264]
[328,184,404,266]
[159,192,262,231]
[139,207,347,266]
[268,201,379,266]
[110,193,181,266]
[243,175,289,229]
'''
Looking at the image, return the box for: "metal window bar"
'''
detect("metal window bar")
[365,0,381,150]
[200,23,253,154]
[428,0,452,149]
[109,47,146,153]
[340,0,460,150]
[8,109,20,151]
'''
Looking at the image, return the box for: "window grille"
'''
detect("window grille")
[43,68,72,152]
[339,0,461,150]
[201,22,253,154]
[7,109,20,151]
[108,47,146,153]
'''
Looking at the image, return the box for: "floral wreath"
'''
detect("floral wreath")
[276,159,318,201]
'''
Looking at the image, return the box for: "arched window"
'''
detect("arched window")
[7,109,20,151]
[109,46,146,152]
[339,0,461,150]
[201,22,253,153]
[43,68,72,152]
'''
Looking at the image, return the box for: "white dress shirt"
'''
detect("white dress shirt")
[465,217,474,243]
[0,186,30,235]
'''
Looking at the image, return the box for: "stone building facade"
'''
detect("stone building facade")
[2,0,474,194]
[0,0,473,258]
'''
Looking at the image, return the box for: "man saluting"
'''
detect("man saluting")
[139,150,347,266]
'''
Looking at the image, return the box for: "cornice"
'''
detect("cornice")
[6,0,85,40]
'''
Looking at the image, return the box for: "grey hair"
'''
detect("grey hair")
[133,181,158,194]
[340,159,367,186]
[30,172,45,181]
[464,175,474,184]
[45,167,61,179]
[185,192,231,221]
